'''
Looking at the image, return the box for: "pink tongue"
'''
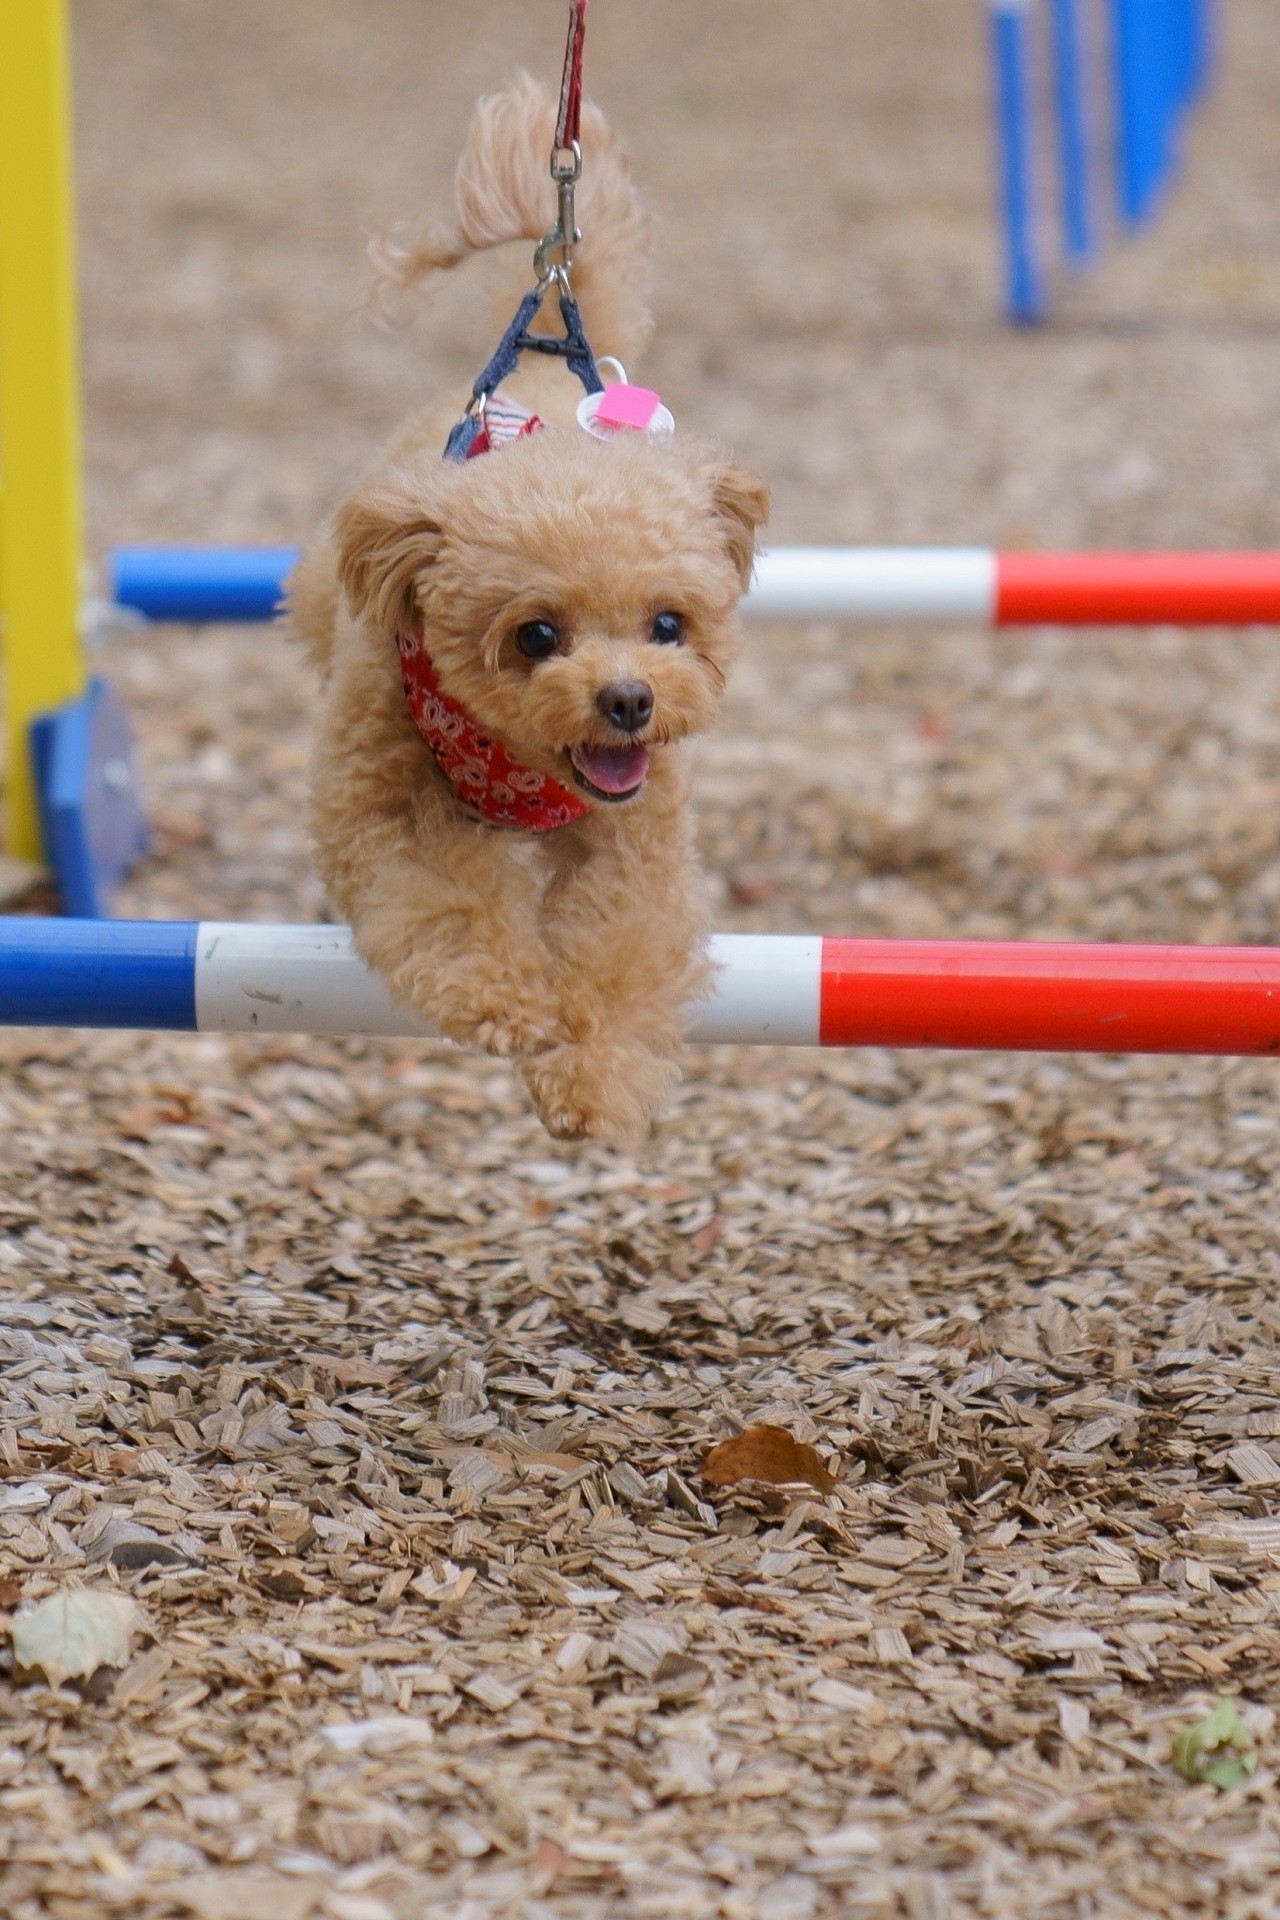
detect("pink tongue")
[572,744,650,794]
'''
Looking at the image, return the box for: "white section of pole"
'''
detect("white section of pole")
[195,922,430,1038]
[690,934,822,1045]
[746,548,997,623]
[193,924,824,1046]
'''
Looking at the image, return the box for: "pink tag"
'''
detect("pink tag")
[595,384,662,432]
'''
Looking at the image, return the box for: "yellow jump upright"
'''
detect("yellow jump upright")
[0,0,87,865]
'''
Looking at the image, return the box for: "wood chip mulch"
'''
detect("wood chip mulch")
[5,2,1280,1913]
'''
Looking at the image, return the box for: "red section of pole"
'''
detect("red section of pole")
[819,939,1280,1054]
[996,552,1280,626]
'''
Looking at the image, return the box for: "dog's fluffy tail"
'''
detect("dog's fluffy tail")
[377,74,653,370]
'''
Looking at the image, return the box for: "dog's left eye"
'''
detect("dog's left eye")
[515,620,560,660]
[651,611,685,646]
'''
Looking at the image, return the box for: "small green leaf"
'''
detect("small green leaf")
[1171,1698,1257,1789]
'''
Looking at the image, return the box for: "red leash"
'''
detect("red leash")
[534,0,590,286]
[554,0,588,156]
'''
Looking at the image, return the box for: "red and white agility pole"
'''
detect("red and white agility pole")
[747,549,1280,626]
[3,921,1280,1055]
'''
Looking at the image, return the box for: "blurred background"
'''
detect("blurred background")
[78,0,1280,556]
[73,0,1280,947]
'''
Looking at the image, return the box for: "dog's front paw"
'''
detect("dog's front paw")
[522,1042,679,1149]
[439,997,560,1059]
[419,963,561,1059]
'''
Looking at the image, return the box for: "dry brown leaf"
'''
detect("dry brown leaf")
[654,1651,711,1699]
[704,1580,795,1617]
[690,1215,725,1256]
[118,1096,194,1140]
[700,1424,838,1494]
[529,1837,620,1892]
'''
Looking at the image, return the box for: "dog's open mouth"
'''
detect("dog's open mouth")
[568,744,651,802]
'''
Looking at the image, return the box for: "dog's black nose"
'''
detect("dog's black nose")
[597,680,654,734]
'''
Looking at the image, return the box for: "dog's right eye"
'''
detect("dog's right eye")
[515,620,560,661]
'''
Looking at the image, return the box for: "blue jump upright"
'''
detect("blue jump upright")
[30,678,149,919]
[1050,0,1095,262]
[990,0,1216,321]
[991,2,1046,324]
[1113,0,1213,226]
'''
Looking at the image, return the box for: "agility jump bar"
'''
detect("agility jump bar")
[3,920,1280,1055]
[107,546,1280,629]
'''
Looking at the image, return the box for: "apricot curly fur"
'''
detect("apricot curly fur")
[287,79,768,1147]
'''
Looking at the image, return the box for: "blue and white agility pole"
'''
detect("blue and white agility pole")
[0,920,823,1047]
[107,545,1004,628]
[6,919,1280,1055]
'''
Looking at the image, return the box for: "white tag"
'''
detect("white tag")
[577,384,676,442]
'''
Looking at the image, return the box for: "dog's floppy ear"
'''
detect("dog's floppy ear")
[707,460,771,591]
[335,462,453,635]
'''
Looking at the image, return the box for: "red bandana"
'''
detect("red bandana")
[397,630,589,831]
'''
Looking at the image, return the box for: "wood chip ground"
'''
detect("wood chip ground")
[3,3,1280,1914]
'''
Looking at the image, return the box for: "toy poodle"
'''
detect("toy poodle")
[288,76,769,1146]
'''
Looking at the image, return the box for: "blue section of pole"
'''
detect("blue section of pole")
[110,546,300,624]
[0,918,198,1029]
[1049,0,1095,262]
[990,2,1046,323]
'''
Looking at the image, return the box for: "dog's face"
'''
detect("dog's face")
[337,430,768,804]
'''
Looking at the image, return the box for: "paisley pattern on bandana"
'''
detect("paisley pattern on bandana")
[397,631,589,832]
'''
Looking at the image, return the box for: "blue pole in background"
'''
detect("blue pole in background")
[110,545,299,623]
[1113,0,1216,228]
[991,1,1046,322]
[1112,0,1166,226]
[1050,0,1095,261]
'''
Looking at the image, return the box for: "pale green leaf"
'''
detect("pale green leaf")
[10,1589,141,1689]
[1171,1698,1257,1790]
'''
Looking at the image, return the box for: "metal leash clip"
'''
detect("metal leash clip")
[533,138,582,288]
